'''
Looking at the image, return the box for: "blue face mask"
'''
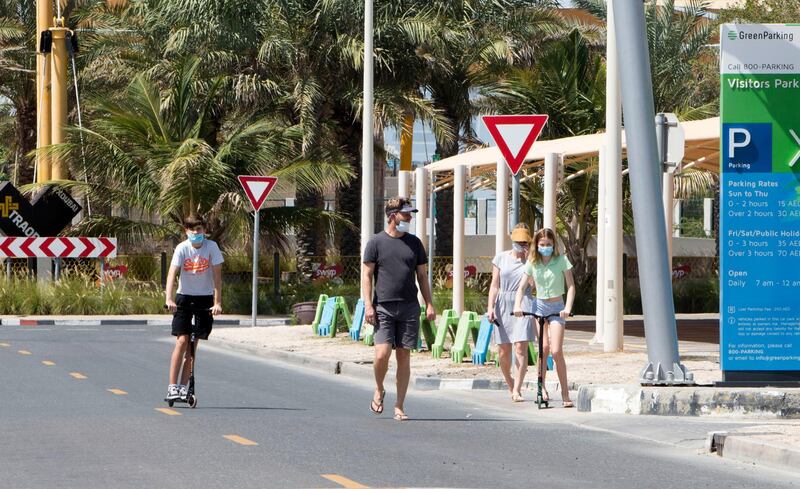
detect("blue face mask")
[396,220,411,233]
[538,246,553,257]
[187,232,205,245]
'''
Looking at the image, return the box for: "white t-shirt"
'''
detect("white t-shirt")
[170,240,224,296]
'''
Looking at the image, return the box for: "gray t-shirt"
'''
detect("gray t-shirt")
[170,240,224,296]
[363,231,427,303]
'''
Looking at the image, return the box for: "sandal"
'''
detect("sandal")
[541,388,550,403]
[370,390,386,414]
[563,400,574,408]
[511,393,524,403]
[393,412,409,421]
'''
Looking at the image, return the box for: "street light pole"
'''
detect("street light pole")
[613,1,692,384]
[359,0,375,279]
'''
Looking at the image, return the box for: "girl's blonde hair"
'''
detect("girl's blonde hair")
[528,228,560,264]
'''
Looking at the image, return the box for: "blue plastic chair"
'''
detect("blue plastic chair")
[316,297,338,336]
[349,299,365,341]
[471,317,494,365]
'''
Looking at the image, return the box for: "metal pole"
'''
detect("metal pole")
[495,157,509,255]
[511,172,520,228]
[452,165,465,314]
[543,153,558,230]
[35,0,52,183]
[613,3,692,384]
[604,0,624,352]
[50,24,68,181]
[595,147,607,344]
[251,210,260,327]
[359,0,375,270]
[428,170,435,289]
[656,113,674,269]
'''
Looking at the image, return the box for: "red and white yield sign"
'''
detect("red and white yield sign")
[238,176,279,212]
[0,237,117,258]
[482,115,549,175]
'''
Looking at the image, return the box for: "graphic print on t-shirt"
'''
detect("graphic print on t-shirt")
[183,256,210,274]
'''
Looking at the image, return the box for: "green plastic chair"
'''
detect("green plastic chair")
[431,309,461,359]
[310,294,329,334]
[450,312,479,363]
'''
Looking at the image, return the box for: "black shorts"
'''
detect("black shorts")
[171,294,214,339]
[374,301,420,350]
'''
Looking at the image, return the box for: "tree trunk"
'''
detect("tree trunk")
[336,120,363,257]
[295,190,325,281]
[374,130,386,230]
[14,98,36,185]
[434,139,458,257]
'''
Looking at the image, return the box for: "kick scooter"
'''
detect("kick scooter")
[515,311,573,409]
[165,305,211,408]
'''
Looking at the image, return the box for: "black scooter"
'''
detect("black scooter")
[514,311,573,409]
[165,305,210,408]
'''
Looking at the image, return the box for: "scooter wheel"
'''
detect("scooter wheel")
[187,395,197,408]
[168,400,174,407]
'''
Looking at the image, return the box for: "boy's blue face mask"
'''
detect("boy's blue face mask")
[187,232,205,245]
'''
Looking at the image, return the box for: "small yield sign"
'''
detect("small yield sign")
[238,175,279,326]
[482,115,549,175]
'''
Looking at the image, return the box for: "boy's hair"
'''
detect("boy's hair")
[183,215,206,229]
[528,228,560,264]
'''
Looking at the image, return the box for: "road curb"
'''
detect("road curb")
[578,384,800,418]
[708,431,800,474]
[0,317,292,327]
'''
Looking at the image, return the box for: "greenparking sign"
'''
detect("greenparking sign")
[720,24,800,384]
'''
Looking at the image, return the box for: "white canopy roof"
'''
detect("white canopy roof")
[426,117,720,180]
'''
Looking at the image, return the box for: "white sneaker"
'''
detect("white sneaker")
[166,384,180,400]
[179,385,188,398]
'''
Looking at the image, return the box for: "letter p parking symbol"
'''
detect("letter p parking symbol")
[728,128,751,158]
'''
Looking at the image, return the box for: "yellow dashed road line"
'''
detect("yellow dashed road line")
[320,474,371,489]
[17,350,32,355]
[223,434,258,446]
[155,408,181,416]
[42,360,55,366]
[69,372,87,379]
[107,389,128,395]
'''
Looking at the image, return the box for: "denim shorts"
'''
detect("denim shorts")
[534,298,566,326]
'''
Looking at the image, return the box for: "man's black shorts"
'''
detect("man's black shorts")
[171,294,214,339]
[374,301,420,350]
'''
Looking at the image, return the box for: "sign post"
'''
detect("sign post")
[238,176,278,327]
[719,24,800,386]
[482,115,549,227]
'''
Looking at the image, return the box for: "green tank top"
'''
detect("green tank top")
[524,254,572,299]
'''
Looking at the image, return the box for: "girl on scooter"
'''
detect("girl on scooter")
[513,228,576,407]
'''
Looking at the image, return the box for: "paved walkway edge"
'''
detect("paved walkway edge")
[577,384,800,419]
[211,338,575,393]
[0,317,292,327]
[708,431,800,475]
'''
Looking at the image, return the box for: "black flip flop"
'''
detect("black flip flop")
[370,390,386,414]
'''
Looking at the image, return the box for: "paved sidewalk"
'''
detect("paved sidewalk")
[708,423,800,474]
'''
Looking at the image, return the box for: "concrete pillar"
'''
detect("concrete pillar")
[452,165,465,315]
[543,153,559,230]
[703,198,713,237]
[595,147,607,344]
[495,157,509,256]
[604,0,624,352]
[673,199,682,237]
[663,173,674,268]
[414,167,428,249]
[359,0,375,268]
[398,170,411,199]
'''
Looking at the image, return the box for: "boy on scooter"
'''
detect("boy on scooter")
[164,216,224,401]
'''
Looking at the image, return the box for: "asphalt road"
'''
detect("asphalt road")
[1,325,797,489]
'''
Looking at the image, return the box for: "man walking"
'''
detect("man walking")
[362,197,436,421]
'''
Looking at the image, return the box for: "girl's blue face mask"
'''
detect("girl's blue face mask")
[538,246,553,257]
[187,232,205,245]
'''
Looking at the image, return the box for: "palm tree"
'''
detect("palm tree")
[0,0,35,184]
[572,0,717,117]
[41,57,353,253]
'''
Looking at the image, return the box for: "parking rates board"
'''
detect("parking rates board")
[720,24,800,380]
